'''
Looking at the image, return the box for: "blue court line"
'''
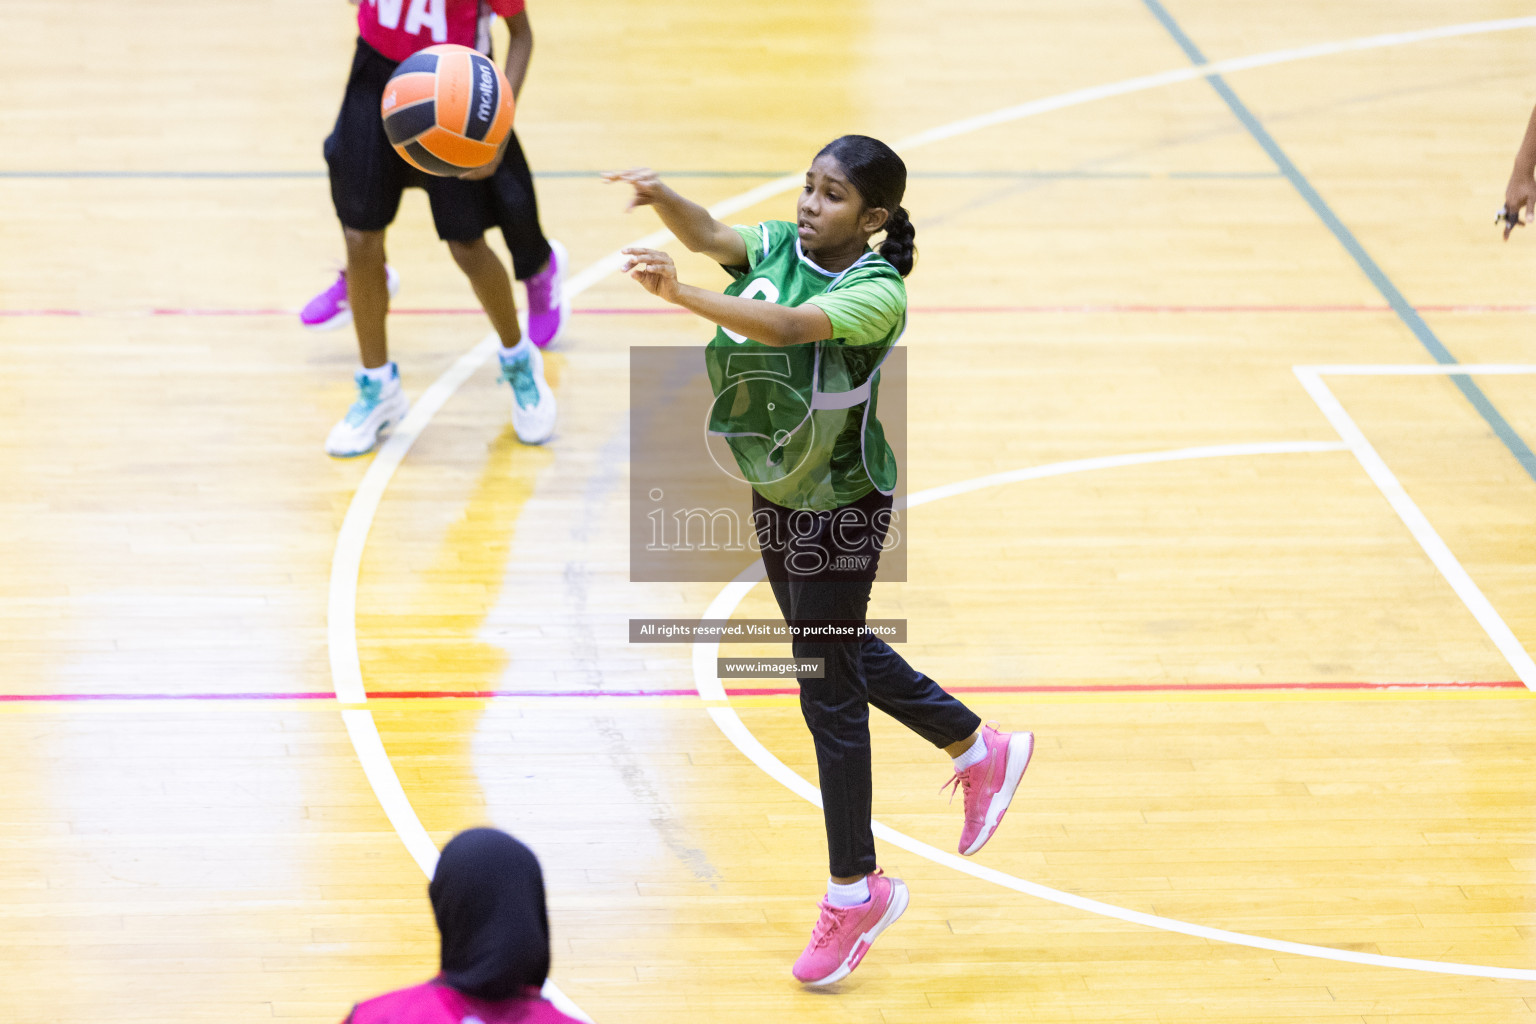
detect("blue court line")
[1140,0,1536,484]
[0,168,1280,181]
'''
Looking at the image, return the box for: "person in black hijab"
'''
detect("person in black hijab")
[345,828,583,1024]
[431,827,551,999]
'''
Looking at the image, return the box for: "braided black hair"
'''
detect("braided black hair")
[816,135,917,277]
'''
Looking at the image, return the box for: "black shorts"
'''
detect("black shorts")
[323,38,551,277]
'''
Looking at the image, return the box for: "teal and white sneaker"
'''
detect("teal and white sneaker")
[500,342,557,445]
[325,363,409,458]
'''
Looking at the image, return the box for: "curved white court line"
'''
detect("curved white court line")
[894,15,1536,151]
[692,442,1536,982]
[325,16,1536,1013]
[688,440,1354,700]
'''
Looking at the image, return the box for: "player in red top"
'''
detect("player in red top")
[308,0,568,457]
[357,0,521,61]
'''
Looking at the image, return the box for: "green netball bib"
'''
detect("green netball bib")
[704,221,904,511]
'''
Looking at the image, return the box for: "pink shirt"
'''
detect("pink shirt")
[346,979,584,1024]
[358,0,525,62]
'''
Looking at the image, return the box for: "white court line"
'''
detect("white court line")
[694,441,1353,703]
[896,16,1536,151]
[693,442,1536,981]
[325,17,1536,1013]
[329,337,500,705]
[1300,363,1536,375]
[894,440,1349,508]
[342,709,444,874]
[1294,364,1536,690]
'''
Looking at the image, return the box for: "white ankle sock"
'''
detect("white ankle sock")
[952,732,988,771]
[499,338,532,362]
[359,362,396,386]
[826,876,870,907]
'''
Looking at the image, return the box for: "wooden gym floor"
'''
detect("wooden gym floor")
[3,0,1535,1021]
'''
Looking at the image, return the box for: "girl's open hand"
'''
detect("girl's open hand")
[621,247,681,303]
[603,168,666,211]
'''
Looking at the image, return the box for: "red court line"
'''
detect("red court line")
[1,680,1524,702]
[0,691,337,702]
[8,304,1536,318]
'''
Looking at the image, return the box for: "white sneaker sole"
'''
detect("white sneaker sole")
[509,343,557,445]
[325,391,410,458]
[961,730,1034,856]
[799,879,910,987]
[304,307,353,332]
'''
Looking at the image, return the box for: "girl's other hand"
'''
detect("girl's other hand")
[621,247,680,303]
[603,168,665,211]
[457,148,504,182]
[1504,175,1536,240]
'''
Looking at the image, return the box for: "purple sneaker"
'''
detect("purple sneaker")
[300,266,400,331]
[524,239,568,348]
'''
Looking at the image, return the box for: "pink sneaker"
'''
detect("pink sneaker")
[524,239,568,348]
[300,266,400,331]
[944,725,1034,856]
[791,870,909,986]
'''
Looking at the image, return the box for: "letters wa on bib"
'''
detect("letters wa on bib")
[359,0,523,61]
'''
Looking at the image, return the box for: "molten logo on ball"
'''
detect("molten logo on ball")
[475,62,495,124]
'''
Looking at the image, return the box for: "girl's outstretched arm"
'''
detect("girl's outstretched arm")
[605,169,749,268]
[622,247,831,347]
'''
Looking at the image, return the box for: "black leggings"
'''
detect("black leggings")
[752,487,982,878]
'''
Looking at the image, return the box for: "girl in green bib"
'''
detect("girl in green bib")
[609,137,1035,987]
